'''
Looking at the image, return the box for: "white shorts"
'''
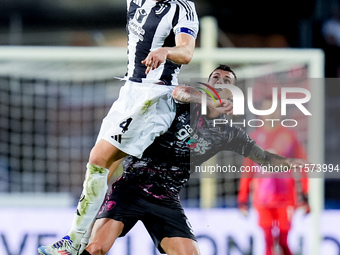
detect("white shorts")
[96,80,176,158]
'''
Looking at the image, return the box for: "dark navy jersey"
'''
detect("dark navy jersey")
[119,103,256,200]
[125,0,199,85]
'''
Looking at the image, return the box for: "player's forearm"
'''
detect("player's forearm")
[142,34,195,74]
[172,86,232,118]
[172,85,202,103]
[166,33,196,64]
[248,145,290,168]
[165,45,194,64]
[172,86,216,110]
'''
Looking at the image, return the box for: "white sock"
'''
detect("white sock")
[67,163,109,248]
[78,220,94,254]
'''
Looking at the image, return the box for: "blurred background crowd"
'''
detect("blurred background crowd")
[0,0,338,50]
[2,0,340,79]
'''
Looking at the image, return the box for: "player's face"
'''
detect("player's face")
[208,70,236,87]
[208,70,236,100]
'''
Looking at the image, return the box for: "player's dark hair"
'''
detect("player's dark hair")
[208,64,237,85]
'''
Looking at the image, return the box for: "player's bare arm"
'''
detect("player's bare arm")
[172,85,201,103]
[167,33,196,64]
[142,33,195,74]
[248,144,309,170]
[172,85,233,117]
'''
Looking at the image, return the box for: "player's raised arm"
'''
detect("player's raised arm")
[168,33,196,64]
[247,144,310,171]
[172,85,202,104]
[172,85,233,117]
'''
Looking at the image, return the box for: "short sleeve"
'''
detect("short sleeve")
[173,1,199,39]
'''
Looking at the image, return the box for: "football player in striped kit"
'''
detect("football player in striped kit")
[38,1,199,254]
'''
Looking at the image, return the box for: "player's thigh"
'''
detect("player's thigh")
[86,218,124,254]
[89,139,127,169]
[256,207,274,228]
[107,158,125,180]
[161,237,200,255]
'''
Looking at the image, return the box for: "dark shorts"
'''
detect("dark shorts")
[97,179,196,254]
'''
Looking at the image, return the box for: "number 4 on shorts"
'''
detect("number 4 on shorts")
[119,117,133,133]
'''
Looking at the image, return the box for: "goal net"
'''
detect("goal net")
[0,47,127,196]
[0,46,324,201]
[0,44,324,254]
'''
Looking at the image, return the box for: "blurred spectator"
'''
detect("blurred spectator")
[321,5,340,77]
[237,99,310,255]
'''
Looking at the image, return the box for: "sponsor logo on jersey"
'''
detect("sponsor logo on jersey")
[128,19,146,41]
[135,8,147,23]
[156,4,167,15]
[190,133,211,154]
[176,124,211,153]
[187,139,197,148]
[176,124,193,141]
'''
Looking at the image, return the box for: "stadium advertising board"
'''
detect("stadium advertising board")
[1,208,339,255]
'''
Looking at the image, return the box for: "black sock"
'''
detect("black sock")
[80,250,91,255]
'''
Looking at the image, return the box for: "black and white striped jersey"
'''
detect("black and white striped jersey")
[125,0,199,85]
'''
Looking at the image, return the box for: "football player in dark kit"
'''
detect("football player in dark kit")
[79,65,310,255]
